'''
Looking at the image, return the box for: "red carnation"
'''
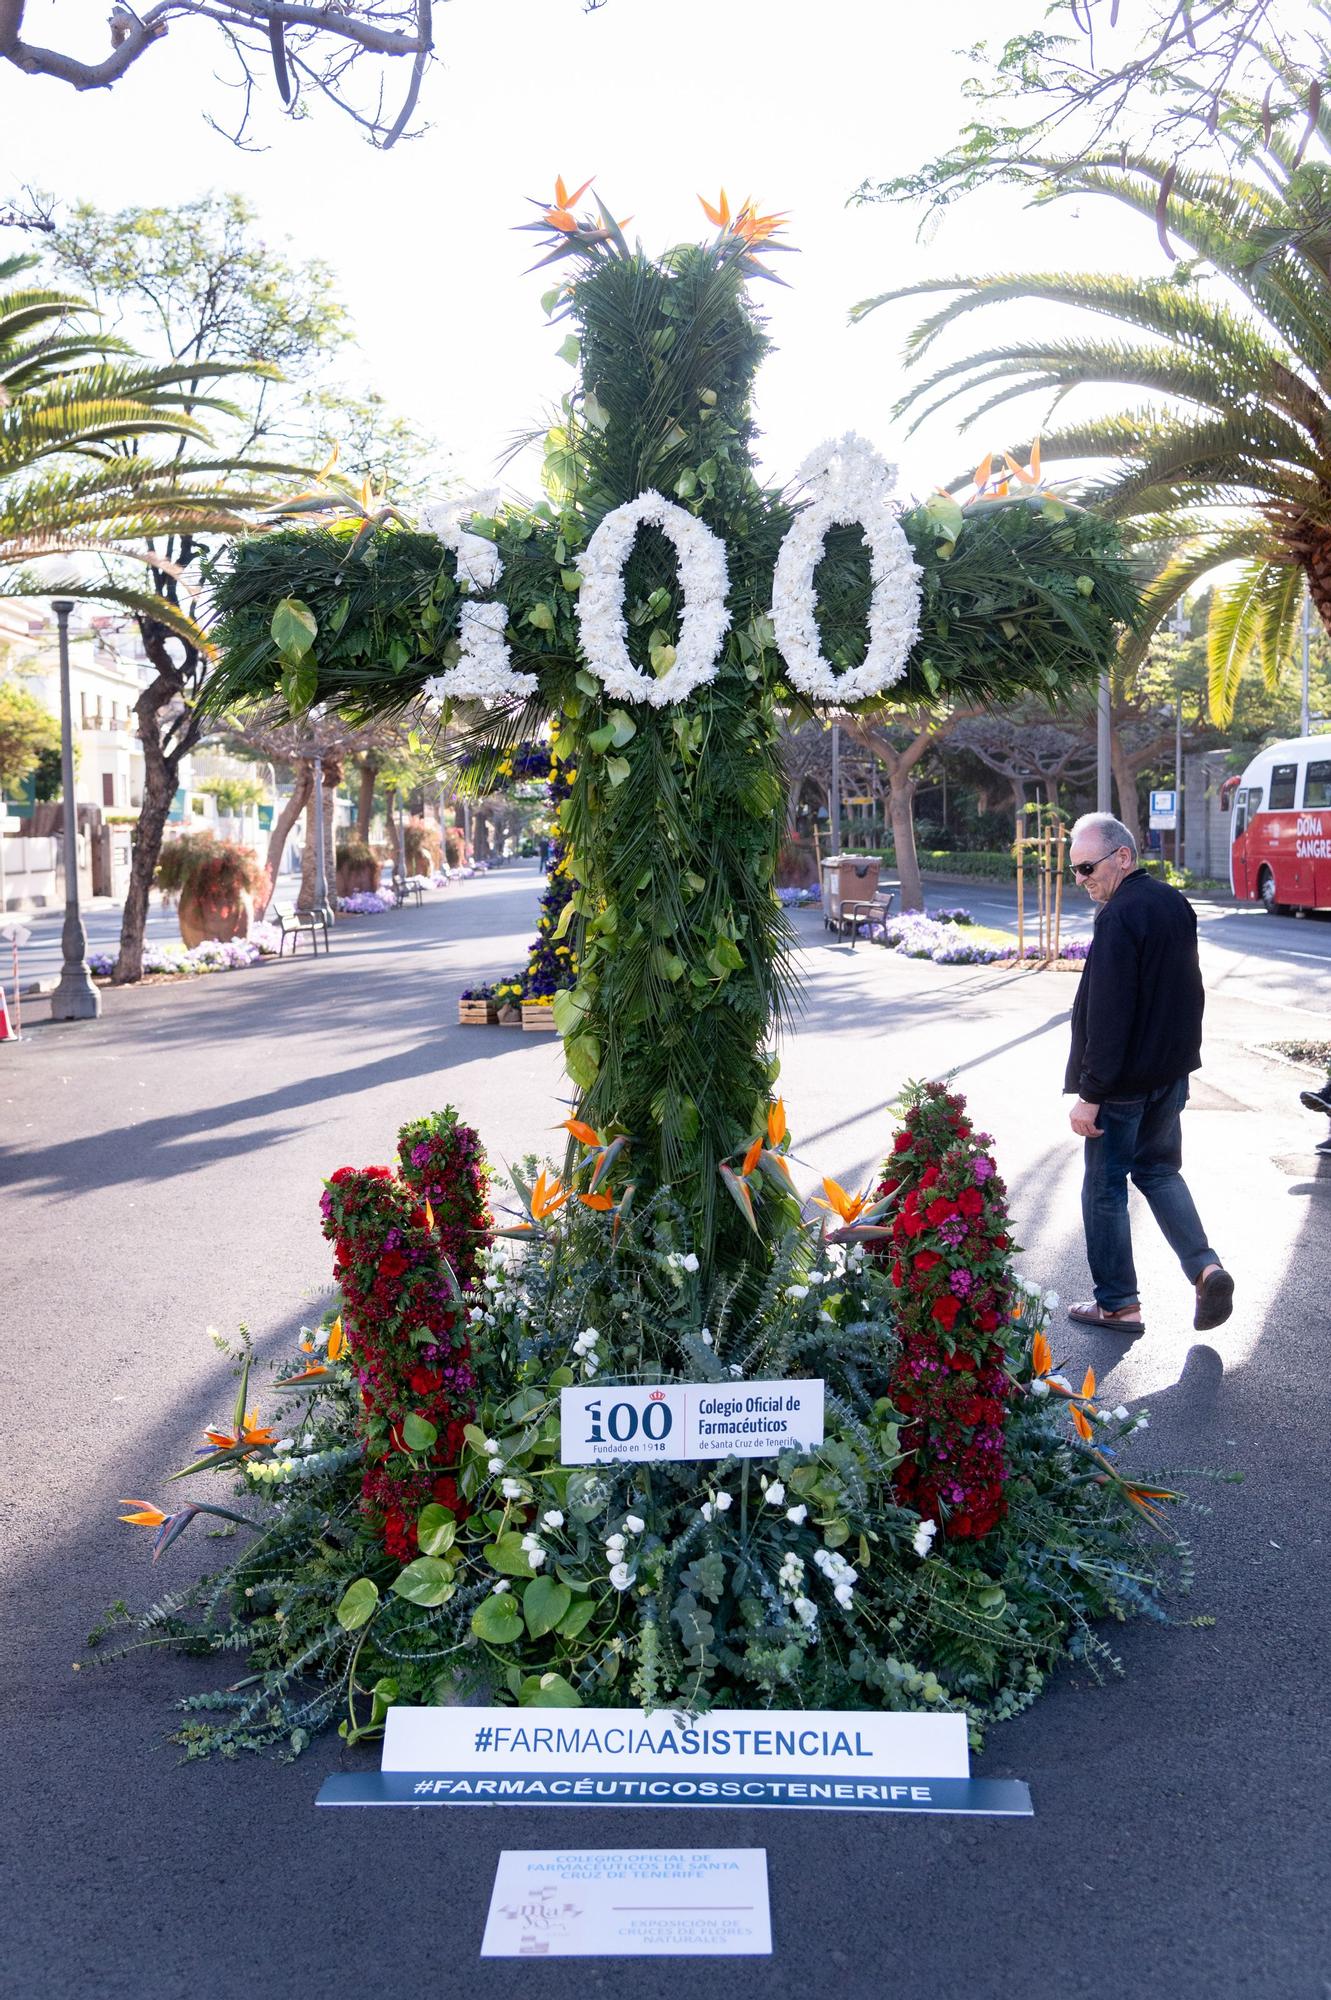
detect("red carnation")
[926,1197,957,1225]
[957,1187,984,1217]
[913,1249,943,1272]
[932,1295,961,1331]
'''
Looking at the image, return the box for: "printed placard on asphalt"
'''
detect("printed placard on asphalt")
[559,1378,824,1464]
[479,1848,772,1958]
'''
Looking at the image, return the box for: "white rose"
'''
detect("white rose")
[764,1482,786,1506]
[681,1253,700,1273]
[488,1455,505,1473]
[1113,1405,1129,1422]
[542,1509,565,1529]
[785,1284,809,1301]
[1043,1290,1060,1311]
[786,1504,808,1525]
[714,1491,733,1513]
[834,1582,855,1609]
[501,1477,525,1500]
[700,1329,714,1346]
[1028,1377,1050,1399]
[700,1502,715,1522]
[609,1561,632,1590]
[624,1514,646,1535]
[912,1519,937,1557]
[492,1579,511,1594]
[793,1597,818,1628]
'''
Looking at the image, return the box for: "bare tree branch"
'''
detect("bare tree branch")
[0,0,438,148]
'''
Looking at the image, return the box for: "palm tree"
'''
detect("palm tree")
[853,100,1331,722]
[1,251,278,622]
[1,251,304,976]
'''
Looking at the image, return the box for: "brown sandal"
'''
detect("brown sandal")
[1067,1300,1145,1334]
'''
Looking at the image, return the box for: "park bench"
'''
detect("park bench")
[837,884,898,947]
[390,877,425,909]
[268,902,330,956]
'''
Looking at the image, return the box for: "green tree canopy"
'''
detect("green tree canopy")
[855,95,1331,724]
[0,676,59,794]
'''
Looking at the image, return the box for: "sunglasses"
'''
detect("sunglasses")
[1070,851,1117,879]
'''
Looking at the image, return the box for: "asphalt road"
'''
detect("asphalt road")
[2,863,1328,2000]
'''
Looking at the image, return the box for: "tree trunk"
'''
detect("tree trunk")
[299,758,341,911]
[355,759,377,840]
[889,775,924,912]
[1109,728,1143,851]
[265,761,312,898]
[113,757,173,983]
[113,636,201,983]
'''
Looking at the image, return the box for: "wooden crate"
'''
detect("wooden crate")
[521,1000,559,1032]
[458,999,497,1025]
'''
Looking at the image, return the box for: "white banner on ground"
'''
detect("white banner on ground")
[382,1705,969,1778]
[480,1848,772,1958]
[559,1378,825,1464]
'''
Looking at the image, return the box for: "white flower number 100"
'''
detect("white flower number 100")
[422,431,922,710]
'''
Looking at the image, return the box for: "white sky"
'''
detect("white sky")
[1,0,1164,504]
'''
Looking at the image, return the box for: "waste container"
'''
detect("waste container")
[820,854,880,929]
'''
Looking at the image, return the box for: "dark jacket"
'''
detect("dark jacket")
[1065,871,1204,1102]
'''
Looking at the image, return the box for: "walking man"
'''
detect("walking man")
[1064,812,1233,1336]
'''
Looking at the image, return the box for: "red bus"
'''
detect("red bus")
[1229,733,1331,914]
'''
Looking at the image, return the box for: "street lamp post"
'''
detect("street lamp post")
[1171,598,1189,873]
[830,719,843,855]
[49,600,100,1022]
[310,741,333,925]
[1095,671,1112,813]
[1301,587,1312,741]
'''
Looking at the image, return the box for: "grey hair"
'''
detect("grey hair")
[1070,811,1137,859]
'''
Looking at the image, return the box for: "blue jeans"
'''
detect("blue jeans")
[1081,1076,1219,1312]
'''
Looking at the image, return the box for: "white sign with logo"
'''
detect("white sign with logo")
[318,1703,1031,1814]
[559,1378,825,1465]
[383,1705,969,1779]
[480,1847,772,1958]
[1149,787,1177,830]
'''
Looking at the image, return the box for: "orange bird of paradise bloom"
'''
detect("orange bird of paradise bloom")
[740,1135,764,1179]
[562,1117,602,1148]
[543,173,596,232]
[811,1177,872,1226]
[204,1409,278,1451]
[577,1190,616,1212]
[530,1171,569,1222]
[766,1099,788,1149]
[732,198,788,247]
[119,1499,169,1528]
[1070,1365,1097,1440]
[1031,1329,1054,1379]
[327,1317,345,1362]
[277,1364,330,1385]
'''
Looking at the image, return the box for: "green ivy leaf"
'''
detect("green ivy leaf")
[271,596,317,659]
[415,1504,456,1556]
[335,1577,379,1631]
[486,1531,540,1578]
[401,1412,438,1452]
[523,1575,572,1639]
[518,1671,582,1708]
[472,1594,524,1644]
[557,334,581,366]
[391,1556,456,1607]
[557,1596,597,1641]
[605,755,631,787]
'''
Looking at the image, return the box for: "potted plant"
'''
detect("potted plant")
[335,838,381,896]
[405,816,442,878]
[155,831,266,948]
[458,982,497,1026]
[493,974,524,1025]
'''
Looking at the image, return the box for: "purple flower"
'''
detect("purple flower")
[973,1157,995,1182]
[948,1268,974,1297]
